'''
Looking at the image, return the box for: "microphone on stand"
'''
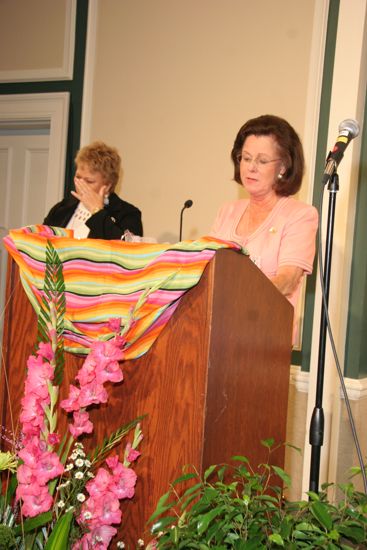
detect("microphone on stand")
[179,199,193,241]
[323,119,360,184]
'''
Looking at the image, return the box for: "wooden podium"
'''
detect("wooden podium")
[1,249,293,546]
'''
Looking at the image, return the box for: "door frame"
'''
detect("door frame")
[0,92,70,211]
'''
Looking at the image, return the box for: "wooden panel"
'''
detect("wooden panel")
[204,250,293,470]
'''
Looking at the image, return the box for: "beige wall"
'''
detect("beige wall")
[87,0,318,243]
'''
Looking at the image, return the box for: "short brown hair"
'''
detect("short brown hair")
[231,115,304,196]
[75,141,122,190]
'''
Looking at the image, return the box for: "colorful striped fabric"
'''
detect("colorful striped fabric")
[4,225,244,359]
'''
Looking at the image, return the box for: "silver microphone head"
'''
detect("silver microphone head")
[339,119,360,139]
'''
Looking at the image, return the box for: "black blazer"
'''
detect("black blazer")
[44,193,143,239]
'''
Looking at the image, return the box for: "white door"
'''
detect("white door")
[0,130,50,343]
[0,92,69,347]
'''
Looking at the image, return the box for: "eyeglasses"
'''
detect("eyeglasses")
[236,153,282,168]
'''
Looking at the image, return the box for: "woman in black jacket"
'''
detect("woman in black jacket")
[44,141,143,239]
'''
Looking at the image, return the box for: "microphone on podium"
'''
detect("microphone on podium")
[179,199,193,241]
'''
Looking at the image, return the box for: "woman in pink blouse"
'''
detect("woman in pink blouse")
[210,114,318,323]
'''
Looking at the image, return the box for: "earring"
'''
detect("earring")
[277,173,283,180]
[104,195,109,206]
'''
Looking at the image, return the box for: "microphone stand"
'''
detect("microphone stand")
[179,200,193,241]
[179,206,185,241]
[309,171,339,493]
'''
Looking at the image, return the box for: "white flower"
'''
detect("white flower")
[87,472,95,478]
[65,463,74,471]
[83,511,92,520]
[57,500,65,508]
[137,540,144,547]
[117,543,125,549]
[75,471,84,479]
[75,458,84,467]
[77,493,86,502]
[84,459,91,468]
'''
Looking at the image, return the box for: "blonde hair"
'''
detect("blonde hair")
[75,141,122,190]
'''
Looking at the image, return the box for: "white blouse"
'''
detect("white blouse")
[66,202,92,239]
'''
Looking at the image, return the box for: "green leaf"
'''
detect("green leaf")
[13,510,53,535]
[182,482,204,499]
[268,533,284,546]
[272,465,291,487]
[307,491,320,502]
[284,442,302,454]
[231,455,250,464]
[203,464,217,481]
[151,515,178,533]
[172,472,199,485]
[197,505,225,535]
[181,493,200,511]
[5,473,17,506]
[338,524,366,543]
[44,510,73,550]
[261,438,275,449]
[148,491,177,523]
[89,415,145,465]
[310,501,333,530]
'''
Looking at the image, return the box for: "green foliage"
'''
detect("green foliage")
[37,240,66,386]
[0,523,16,549]
[88,415,146,468]
[147,444,367,549]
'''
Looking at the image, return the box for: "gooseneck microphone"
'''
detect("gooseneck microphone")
[179,199,193,241]
[323,119,360,184]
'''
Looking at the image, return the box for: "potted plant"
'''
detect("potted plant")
[145,439,367,549]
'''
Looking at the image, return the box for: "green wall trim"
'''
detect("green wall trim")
[0,0,88,198]
[344,101,367,379]
[292,0,340,370]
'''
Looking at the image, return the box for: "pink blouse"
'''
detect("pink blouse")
[210,196,319,312]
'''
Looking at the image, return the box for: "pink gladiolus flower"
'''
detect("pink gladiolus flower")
[95,360,123,385]
[85,468,112,497]
[124,442,141,463]
[25,363,53,400]
[91,340,123,366]
[74,525,117,549]
[18,438,43,467]
[78,381,108,408]
[105,456,137,499]
[111,466,137,499]
[48,432,61,445]
[37,341,54,361]
[16,463,33,485]
[26,352,49,370]
[36,450,64,484]
[69,410,94,438]
[97,492,122,525]
[17,484,53,517]
[60,384,81,412]
[107,318,121,333]
[75,357,98,386]
[20,394,47,430]
[83,491,121,526]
